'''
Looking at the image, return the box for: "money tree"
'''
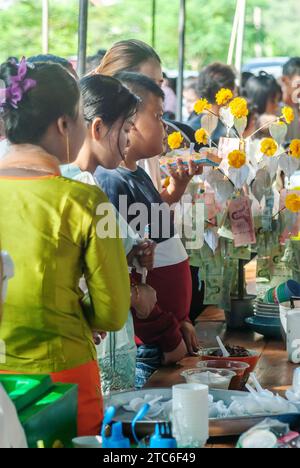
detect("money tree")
[165,89,300,325]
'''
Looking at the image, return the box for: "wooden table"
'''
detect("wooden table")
[146,308,298,448]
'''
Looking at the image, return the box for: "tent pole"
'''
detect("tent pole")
[151,0,157,48]
[235,0,247,76]
[42,0,49,54]
[227,0,240,66]
[176,0,186,122]
[77,0,89,78]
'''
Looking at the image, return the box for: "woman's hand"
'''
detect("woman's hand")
[180,321,200,355]
[127,240,156,271]
[92,331,107,345]
[162,339,188,366]
[136,240,156,270]
[131,284,157,319]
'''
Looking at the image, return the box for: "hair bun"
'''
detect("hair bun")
[0,60,80,145]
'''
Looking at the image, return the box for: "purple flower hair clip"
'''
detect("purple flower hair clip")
[0,57,37,111]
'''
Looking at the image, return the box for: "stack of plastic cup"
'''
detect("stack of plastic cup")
[264,280,300,304]
[172,383,209,448]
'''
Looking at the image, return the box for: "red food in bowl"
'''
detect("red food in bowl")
[199,347,261,384]
[196,359,250,390]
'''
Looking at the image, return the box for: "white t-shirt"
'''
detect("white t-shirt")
[0,385,27,448]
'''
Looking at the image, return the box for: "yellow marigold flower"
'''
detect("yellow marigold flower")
[229,97,249,119]
[216,88,233,106]
[289,139,300,158]
[228,150,246,169]
[195,128,208,145]
[282,106,295,125]
[286,194,300,213]
[168,131,184,150]
[194,98,212,115]
[261,138,278,157]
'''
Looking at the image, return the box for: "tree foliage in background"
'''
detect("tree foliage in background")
[0,0,299,69]
[263,0,300,57]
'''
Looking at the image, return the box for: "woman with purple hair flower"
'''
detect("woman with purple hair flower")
[0,57,130,436]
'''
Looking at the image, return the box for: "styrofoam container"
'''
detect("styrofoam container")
[279,300,300,336]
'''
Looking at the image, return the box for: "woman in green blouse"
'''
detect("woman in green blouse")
[0,58,130,436]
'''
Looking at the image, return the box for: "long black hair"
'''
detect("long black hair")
[0,59,80,144]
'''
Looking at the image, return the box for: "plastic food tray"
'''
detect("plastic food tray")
[105,388,300,438]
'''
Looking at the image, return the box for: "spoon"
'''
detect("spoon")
[250,372,273,397]
[216,336,230,357]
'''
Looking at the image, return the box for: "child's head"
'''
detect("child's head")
[80,74,138,170]
[198,62,236,105]
[282,58,300,107]
[116,72,167,160]
[0,58,85,163]
[96,39,163,87]
[243,72,282,115]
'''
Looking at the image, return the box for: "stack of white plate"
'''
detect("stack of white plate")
[245,300,281,338]
[253,300,280,319]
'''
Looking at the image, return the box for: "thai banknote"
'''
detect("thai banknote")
[229,196,256,247]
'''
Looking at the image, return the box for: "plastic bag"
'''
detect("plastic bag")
[237,418,289,449]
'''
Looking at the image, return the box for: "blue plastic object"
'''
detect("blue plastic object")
[150,423,177,449]
[104,422,131,449]
[131,403,151,444]
[101,406,116,449]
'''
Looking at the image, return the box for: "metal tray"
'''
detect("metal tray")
[105,388,300,438]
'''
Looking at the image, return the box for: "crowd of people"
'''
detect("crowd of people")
[0,38,299,438]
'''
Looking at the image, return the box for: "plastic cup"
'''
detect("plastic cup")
[199,348,260,382]
[180,368,236,390]
[196,360,250,390]
[172,383,209,448]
